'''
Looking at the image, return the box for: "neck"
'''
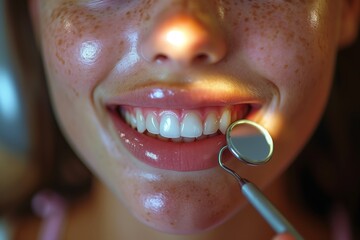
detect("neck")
[64,174,329,240]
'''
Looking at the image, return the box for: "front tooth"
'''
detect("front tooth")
[203,112,219,135]
[219,108,231,134]
[160,113,180,138]
[181,112,202,138]
[146,112,159,134]
[135,108,146,133]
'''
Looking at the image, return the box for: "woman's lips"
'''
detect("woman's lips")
[105,87,261,171]
[109,109,227,171]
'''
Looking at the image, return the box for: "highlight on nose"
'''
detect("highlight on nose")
[141,14,227,66]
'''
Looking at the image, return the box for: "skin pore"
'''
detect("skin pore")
[26,0,359,239]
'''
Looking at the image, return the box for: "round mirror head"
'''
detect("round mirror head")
[226,120,273,165]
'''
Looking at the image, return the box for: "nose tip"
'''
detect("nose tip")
[141,14,227,66]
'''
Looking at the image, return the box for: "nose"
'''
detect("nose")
[140,12,227,67]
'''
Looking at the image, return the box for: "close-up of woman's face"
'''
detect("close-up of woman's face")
[28,0,349,234]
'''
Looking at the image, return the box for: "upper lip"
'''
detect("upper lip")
[103,81,270,109]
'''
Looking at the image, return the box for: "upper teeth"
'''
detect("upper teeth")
[120,106,247,141]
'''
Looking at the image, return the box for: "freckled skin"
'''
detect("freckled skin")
[42,2,124,91]
[30,0,346,235]
[127,176,237,232]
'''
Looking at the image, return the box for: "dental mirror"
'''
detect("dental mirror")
[226,120,273,165]
[218,120,303,239]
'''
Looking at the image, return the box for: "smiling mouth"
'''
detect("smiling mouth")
[113,104,251,143]
[105,85,262,171]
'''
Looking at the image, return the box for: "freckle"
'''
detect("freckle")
[296,55,305,65]
[144,14,150,21]
[57,38,63,46]
[71,87,79,97]
[252,3,260,9]
[51,10,61,22]
[55,52,65,65]
[283,64,288,69]
[244,17,249,22]
[298,36,310,47]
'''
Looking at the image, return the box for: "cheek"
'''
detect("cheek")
[40,2,129,94]
[223,2,340,167]
[234,2,339,89]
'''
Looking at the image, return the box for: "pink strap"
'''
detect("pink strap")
[32,191,67,240]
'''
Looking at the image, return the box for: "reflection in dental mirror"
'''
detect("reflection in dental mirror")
[226,120,273,165]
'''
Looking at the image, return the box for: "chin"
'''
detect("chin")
[132,197,239,235]
[120,169,244,235]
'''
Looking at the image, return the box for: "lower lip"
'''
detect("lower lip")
[109,110,231,171]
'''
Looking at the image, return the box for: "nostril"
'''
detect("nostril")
[193,53,210,64]
[153,53,212,65]
[154,54,169,63]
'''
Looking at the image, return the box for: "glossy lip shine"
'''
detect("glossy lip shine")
[106,87,262,172]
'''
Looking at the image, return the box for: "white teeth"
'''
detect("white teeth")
[145,112,160,134]
[203,112,218,135]
[125,111,137,129]
[121,106,241,141]
[219,108,231,134]
[181,112,202,138]
[135,108,146,133]
[123,111,130,125]
[160,113,181,138]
